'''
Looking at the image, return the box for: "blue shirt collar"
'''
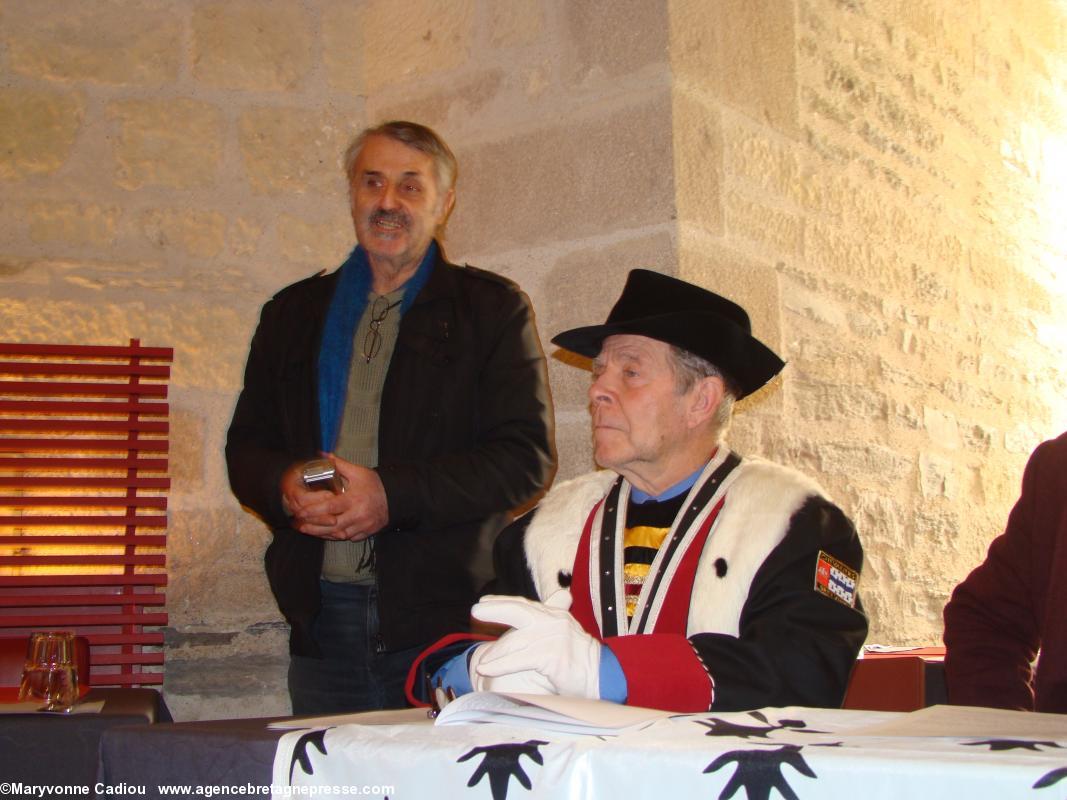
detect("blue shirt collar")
[630,462,708,505]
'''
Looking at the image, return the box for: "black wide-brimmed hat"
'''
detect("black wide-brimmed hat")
[551,269,785,399]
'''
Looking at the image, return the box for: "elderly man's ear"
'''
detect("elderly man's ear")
[686,375,726,430]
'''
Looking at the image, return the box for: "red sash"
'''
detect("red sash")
[569,494,727,637]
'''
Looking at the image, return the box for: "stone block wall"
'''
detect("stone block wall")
[668,0,1067,642]
[1,0,1065,719]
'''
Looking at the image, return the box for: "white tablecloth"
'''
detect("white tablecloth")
[272,701,1067,799]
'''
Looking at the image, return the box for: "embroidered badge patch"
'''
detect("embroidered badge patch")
[814,551,858,608]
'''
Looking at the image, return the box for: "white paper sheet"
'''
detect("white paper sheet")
[434,691,673,735]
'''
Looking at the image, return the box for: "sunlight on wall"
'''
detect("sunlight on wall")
[1031,124,1067,435]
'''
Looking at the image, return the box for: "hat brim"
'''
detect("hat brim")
[552,311,784,399]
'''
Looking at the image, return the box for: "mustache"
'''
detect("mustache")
[370,209,409,227]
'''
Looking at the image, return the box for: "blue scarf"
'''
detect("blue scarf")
[317,242,437,451]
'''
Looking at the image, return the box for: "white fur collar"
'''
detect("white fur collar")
[523,469,617,599]
[522,452,830,636]
[688,458,826,634]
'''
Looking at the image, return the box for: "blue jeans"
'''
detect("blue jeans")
[288,580,423,714]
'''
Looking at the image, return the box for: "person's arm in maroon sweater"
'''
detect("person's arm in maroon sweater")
[943,436,1066,710]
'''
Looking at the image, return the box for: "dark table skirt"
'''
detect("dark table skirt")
[97,717,285,796]
[0,688,171,788]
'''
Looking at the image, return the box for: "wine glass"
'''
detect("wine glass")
[18,631,79,712]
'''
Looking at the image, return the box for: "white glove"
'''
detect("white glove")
[467,642,555,695]
[470,590,601,699]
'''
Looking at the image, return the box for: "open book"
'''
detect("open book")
[434,691,673,736]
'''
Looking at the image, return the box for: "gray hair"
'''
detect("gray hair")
[669,345,737,439]
[343,120,458,196]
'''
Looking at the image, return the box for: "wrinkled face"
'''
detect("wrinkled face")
[588,335,695,482]
[349,134,454,273]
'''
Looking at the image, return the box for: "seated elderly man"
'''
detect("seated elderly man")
[426,269,867,712]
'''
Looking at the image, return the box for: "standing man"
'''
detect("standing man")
[226,121,555,714]
[427,270,866,712]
